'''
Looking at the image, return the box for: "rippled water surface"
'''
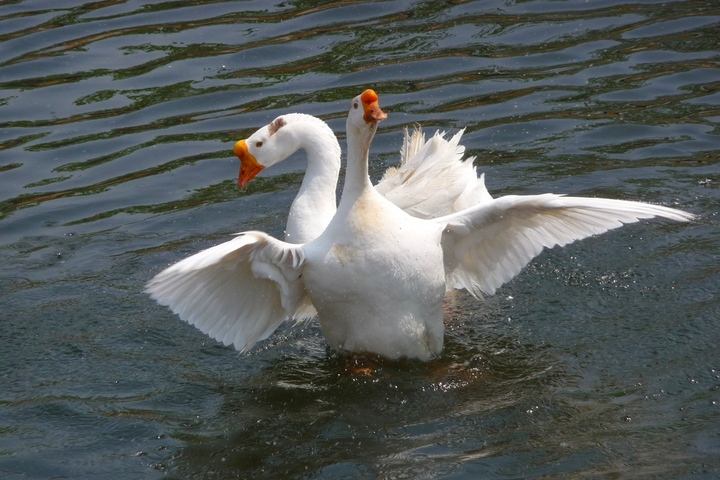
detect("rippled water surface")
[1,0,719,478]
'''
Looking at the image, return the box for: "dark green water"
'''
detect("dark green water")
[1,1,719,478]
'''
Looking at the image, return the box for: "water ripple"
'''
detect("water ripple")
[1,1,719,478]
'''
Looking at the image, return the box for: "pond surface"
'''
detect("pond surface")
[1,0,719,478]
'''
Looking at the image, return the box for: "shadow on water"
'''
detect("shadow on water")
[168,309,565,479]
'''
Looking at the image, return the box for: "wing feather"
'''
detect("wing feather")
[146,231,306,352]
[437,194,694,297]
[376,128,492,217]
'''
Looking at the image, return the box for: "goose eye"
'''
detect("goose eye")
[353,102,359,109]
[255,141,263,148]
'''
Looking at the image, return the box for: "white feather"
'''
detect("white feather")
[148,99,694,360]
[146,231,306,352]
[436,194,695,297]
[376,127,491,218]
[244,116,492,244]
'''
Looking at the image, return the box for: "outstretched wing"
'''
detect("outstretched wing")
[146,231,307,352]
[376,128,491,218]
[436,194,694,297]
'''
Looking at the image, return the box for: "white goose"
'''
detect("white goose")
[233,113,491,244]
[147,89,694,361]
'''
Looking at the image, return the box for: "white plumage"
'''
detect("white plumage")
[146,232,306,352]
[147,90,694,360]
[236,113,491,244]
[377,128,493,217]
[437,194,693,297]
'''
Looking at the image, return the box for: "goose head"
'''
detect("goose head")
[346,89,387,141]
[233,116,301,187]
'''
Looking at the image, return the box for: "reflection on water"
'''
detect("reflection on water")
[174,340,558,478]
[1,0,719,478]
[167,292,559,478]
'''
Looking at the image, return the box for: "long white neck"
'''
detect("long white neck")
[284,115,341,244]
[338,124,374,211]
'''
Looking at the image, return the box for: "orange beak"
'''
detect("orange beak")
[361,89,387,124]
[233,139,264,188]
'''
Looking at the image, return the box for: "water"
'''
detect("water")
[1,0,719,478]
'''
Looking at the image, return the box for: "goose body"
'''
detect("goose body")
[304,188,446,358]
[147,89,694,361]
[301,101,448,358]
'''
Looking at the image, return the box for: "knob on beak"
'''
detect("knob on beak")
[233,139,264,188]
[361,89,387,123]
